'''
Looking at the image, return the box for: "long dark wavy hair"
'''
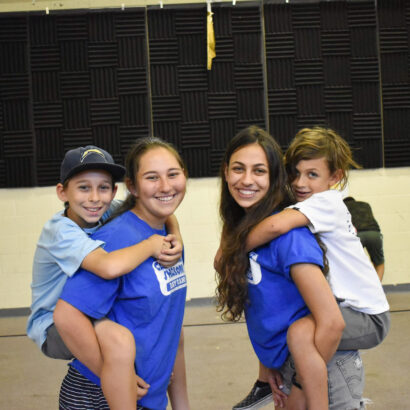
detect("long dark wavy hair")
[216,126,292,322]
[109,136,187,219]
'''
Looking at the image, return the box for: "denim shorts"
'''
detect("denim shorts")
[279,350,365,409]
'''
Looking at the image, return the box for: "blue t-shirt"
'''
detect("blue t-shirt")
[60,210,187,410]
[245,226,324,369]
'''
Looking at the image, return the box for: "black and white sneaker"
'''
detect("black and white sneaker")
[232,381,273,410]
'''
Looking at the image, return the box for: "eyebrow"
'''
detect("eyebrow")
[142,167,182,176]
[74,178,111,184]
[231,161,267,167]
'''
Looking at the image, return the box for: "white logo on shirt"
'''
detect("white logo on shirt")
[247,252,262,285]
[152,259,187,296]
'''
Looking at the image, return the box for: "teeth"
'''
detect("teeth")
[157,196,173,202]
[239,189,255,195]
[87,208,100,212]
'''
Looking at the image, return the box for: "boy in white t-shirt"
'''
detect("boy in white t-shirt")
[27,145,183,410]
[232,127,390,410]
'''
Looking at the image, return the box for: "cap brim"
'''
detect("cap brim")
[62,163,126,183]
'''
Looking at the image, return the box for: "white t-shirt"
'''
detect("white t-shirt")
[288,190,389,314]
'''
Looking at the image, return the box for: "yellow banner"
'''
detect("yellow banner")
[207,11,216,70]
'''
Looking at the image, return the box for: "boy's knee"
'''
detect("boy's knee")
[96,322,135,361]
[287,318,314,348]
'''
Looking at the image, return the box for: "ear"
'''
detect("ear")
[125,177,138,198]
[330,169,343,186]
[56,183,67,202]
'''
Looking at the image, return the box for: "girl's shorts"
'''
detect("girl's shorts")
[279,350,365,410]
[60,366,150,410]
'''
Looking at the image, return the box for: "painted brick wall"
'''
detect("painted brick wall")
[0,168,409,309]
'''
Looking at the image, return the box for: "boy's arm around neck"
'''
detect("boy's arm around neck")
[82,235,167,280]
[246,208,309,251]
[81,214,181,279]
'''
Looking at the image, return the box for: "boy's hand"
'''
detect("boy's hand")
[136,374,150,399]
[148,234,169,260]
[157,234,183,267]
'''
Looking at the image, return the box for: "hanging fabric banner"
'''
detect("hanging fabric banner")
[207,9,216,70]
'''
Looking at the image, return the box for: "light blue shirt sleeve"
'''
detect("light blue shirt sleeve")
[36,213,105,277]
[27,212,106,349]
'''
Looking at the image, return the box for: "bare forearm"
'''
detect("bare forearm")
[314,321,344,362]
[82,238,157,279]
[165,215,182,241]
[291,264,345,363]
[246,217,280,251]
[54,299,103,376]
[246,209,308,251]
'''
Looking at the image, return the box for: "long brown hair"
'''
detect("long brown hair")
[216,126,291,321]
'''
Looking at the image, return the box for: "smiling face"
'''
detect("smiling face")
[56,170,117,228]
[291,157,341,202]
[224,143,270,210]
[129,147,186,229]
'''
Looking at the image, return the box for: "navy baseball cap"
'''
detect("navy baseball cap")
[60,146,126,183]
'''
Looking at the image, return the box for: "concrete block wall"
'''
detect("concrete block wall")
[0,168,409,310]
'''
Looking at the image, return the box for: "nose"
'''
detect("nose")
[240,170,254,186]
[88,188,100,202]
[293,174,305,187]
[159,177,172,192]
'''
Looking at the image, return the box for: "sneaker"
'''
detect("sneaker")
[232,381,273,410]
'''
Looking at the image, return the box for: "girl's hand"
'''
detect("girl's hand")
[136,374,150,399]
[157,234,183,267]
[267,368,288,408]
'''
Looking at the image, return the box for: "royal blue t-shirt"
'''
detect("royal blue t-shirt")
[245,226,324,369]
[60,211,187,410]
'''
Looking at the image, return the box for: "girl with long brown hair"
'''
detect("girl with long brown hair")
[216,126,363,410]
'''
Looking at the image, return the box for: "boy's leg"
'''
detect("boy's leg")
[338,307,390,350]
[94,318,141,410]
[42,324,73,360]
[287,315,327,410]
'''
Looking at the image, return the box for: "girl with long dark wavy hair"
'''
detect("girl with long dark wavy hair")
[215,126,363,410]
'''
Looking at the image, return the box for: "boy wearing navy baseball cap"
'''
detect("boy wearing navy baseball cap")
[27,145,183,408]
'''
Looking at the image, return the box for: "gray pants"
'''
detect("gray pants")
[338,307,390,350]
[41,323,73,360]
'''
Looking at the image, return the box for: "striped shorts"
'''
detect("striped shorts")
[59,366,150,410]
